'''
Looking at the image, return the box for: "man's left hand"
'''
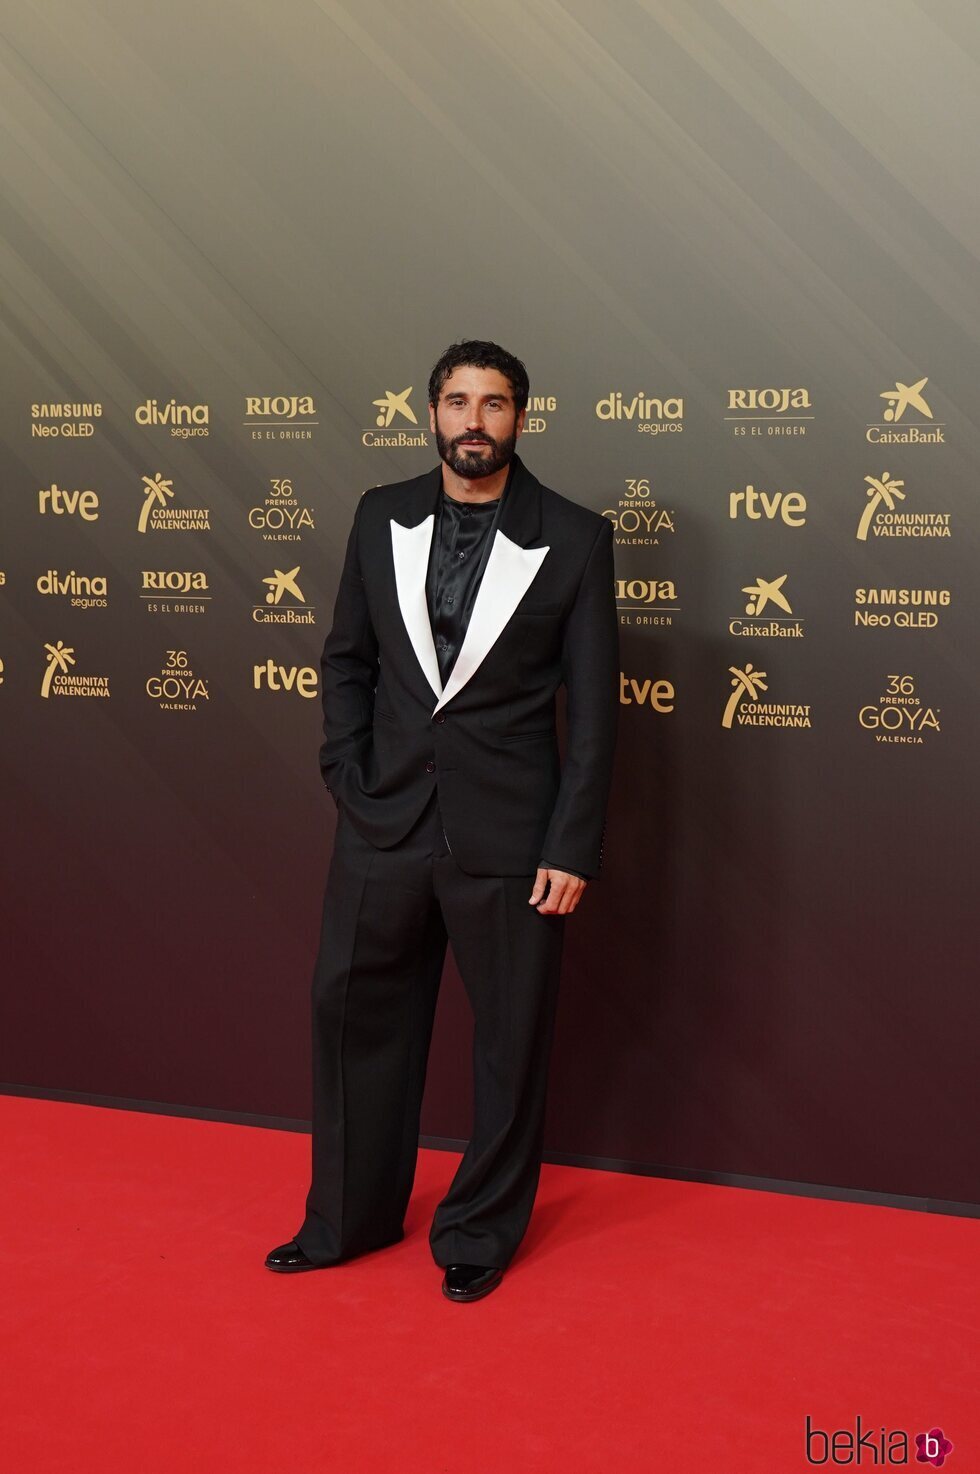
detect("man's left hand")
[529,867,587,915]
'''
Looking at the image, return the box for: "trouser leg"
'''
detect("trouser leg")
[295,795,447,1265]
[428,812,566,1271]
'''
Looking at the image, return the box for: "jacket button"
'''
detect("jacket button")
[425,760,436,773]
[433,713,446,724]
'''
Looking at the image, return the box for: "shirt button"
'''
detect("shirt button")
[457,551,465,560]
[425,760,436,773]
[433,713,446,724]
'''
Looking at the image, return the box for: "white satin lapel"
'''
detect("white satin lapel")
[432,530,550,716]
[390,515,443,702]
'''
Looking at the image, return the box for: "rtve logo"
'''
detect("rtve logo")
[252,659,318,698]
[619,673,675,711]
[729,484,807,526]
[38,484,99,521]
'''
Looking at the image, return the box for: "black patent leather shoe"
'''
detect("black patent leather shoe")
[264,1239,320,1272]
[441,1263,504,1302]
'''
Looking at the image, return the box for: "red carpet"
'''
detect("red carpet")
[2,1095,975,1472]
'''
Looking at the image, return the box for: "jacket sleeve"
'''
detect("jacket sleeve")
[539,516,619,878]
[318,491,379,795]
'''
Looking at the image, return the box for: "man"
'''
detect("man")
[266,340,619,1301]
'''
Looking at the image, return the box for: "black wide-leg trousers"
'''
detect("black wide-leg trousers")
[294,787,566,1271]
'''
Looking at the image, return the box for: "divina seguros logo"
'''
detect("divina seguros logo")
[595,392,683,435]
[134,398,209,439]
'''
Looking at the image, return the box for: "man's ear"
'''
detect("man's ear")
[515,407,527,440]
[428,402,437,433]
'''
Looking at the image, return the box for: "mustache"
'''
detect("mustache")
[453,433,494,447]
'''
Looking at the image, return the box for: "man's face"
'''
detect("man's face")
[429,366,525,479]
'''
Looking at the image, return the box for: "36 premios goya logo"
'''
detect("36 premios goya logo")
[856,472,951,540]
[595,392,683,436]
[40,640,110,699]
[139,474,210,533]
[145,649,209,712]
[252,566,315,625]
[615,577,679,628]
[865,376,945,444]
[721,663,811,729]
[37,569,108,610]
[140,570,210,615]
[603,479,676,547]
[244,395,317,440]
[31,401,102,438]
[859,674,940,744]
[729,574,803,638]
[725,386,813,438]
[362,388,428,448]
[247,477,314,543]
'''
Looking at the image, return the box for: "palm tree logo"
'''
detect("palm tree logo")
[262,567,305,604]
[857,472,905,541]
[742,574,791,616]
[41,639,75,698]
[138,473,174,533]
[879,376,932,423]
[722,662,767,729]
[373,388,418,427]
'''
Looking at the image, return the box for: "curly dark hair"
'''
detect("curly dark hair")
[427,340,529,413]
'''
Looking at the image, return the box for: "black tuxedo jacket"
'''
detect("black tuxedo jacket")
[319,454,619,878]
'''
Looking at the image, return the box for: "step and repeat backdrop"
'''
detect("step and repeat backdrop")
[1,2,977,1206]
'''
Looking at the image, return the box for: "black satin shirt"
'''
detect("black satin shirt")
[424,470,588,882]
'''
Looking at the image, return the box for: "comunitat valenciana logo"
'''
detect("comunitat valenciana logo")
[865,376,945,444]
[253,566,315,624]
[135,398,209,439]
[859,674,940,744]
[721,663,811,729]
[595,392,683,435]
[362,388,428,448]
[856,472,951,540]
[729,574,803,638]
[724,386,813,437]
[40,640,110,699]
[138,474,211,533]
[243,395,317,440]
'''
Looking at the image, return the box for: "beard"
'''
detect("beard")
[435,423,517,479]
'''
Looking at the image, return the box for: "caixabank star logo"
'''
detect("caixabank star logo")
[362,388,428,448]
[729,574,803,639]
[252,567,315,625]
[865,376,945,444]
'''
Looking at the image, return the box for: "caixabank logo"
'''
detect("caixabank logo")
[40,640,110,699]
[595,392,683,436]
[31,401,102,438]
[615,577,679,629]
[729,574,803,638]
[139,474,211,533]
[856,473,951,540]
[865,376,945,444]
[247,477,315,543]
[252,566,315,625]
[724,386,813,438]
[721,663,811,729]
[135,398,209,439]
[140,570,210,615]
[603,479,676,547]
[145,649,209,712]
[244,395,317,440]
[859,674,940,745]
[362,388,428,448]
